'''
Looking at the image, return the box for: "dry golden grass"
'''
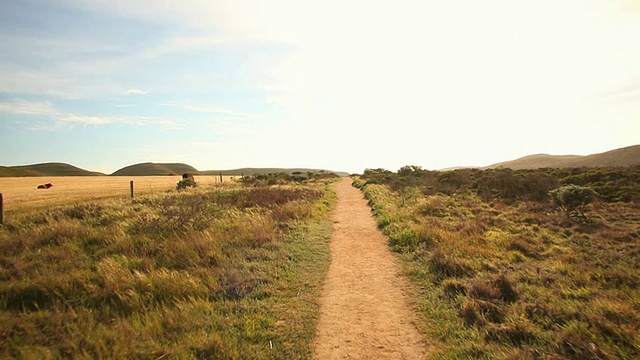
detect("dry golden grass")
[0,180,336,358]
[0,175,238,213]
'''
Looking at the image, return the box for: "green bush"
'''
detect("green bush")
[549,185,598,222]
[176,177,197,190]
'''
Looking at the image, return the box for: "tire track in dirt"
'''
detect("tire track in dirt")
[313,178,430,359]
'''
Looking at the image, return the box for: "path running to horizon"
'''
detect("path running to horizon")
[313,178,430,359]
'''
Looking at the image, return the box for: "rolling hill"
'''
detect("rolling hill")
[0,163,105,177]
[0,162,348,177]
[110,163,199,176]
[486,145,640,169]
[5,144,634,177]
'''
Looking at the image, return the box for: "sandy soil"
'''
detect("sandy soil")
[313,178,430,359]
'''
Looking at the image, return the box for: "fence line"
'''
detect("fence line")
[0,172,239,224]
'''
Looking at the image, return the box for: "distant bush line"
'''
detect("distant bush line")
[241,171,340,186]
[359,166,640,203]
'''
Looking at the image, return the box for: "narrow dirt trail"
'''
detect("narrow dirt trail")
[313,178,430,359]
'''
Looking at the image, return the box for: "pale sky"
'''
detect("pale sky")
[1,0,639,174]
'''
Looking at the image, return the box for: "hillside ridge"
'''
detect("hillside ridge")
[486,145,640,169]
[0,162,105,177]
[0,162,348,177]
[2,145,636,176]
[110,162,199,176]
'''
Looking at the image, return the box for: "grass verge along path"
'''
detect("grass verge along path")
[313,178,430,359]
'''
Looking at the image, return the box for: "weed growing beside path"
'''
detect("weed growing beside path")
[356,168,639,359]
[0,181,335,358]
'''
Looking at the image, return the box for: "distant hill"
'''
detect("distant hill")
[0,162,349,177]
[487,145,640,170]
[0,162,105,177]
[200,168,349,177]
[111,163,199,176]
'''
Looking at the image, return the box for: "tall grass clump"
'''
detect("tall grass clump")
[357,166,640,359]
[0,179,337,358]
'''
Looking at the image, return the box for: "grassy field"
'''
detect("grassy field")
[356,168,639,359]
[0,178,336,358]
[0,176,238,214]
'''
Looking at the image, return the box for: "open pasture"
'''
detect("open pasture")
[0,175,237,214]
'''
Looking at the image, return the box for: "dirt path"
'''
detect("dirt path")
[313,178,430,359]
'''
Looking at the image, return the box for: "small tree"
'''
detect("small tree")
[548,185,597,222]
[176,177,197,190]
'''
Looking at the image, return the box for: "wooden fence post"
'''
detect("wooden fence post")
[130,181,134,199]
[220,173,223,183]
[0,193,4,225]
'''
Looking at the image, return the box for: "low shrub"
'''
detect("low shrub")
[176,177,196,190]
[549,185,598,222]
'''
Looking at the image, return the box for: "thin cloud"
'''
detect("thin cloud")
[55,114,184,129]
[0,99,182,129]
[0,100,57,116]
[27,122,61,132]
[130,116,185,130]
[125,89,148,95]
[56,114,116,125]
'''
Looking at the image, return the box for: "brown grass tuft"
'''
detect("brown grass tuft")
[460,298,505,326]
[468,275,518,303]
[557,321,609,360]
[429,249,474,279]
[485,316,538,345]
[442,278,467,297]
